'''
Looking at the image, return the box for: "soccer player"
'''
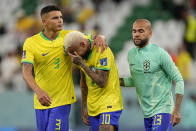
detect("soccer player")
[21,5,107,131]
[120,19,184,131]
[64,31,123,131]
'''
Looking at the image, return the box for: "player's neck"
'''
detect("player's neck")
[42,29,59,40]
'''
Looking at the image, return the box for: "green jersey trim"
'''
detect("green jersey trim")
[21,60,34,64]
[96,67,110,70]
[40,31,60,41]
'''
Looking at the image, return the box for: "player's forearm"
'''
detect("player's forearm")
[22,63,41,93]
[23,71,41,93]
[80,71,88,110]
[80,84,88,110]
[81,87,88,110]
[80,63,107,88]
[174,94,183,112]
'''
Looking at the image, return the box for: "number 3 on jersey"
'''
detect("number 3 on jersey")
[54,58,60,69]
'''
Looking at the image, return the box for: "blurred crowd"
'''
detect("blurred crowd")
[0,0,195,92]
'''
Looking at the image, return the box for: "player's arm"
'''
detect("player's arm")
[22,63,51,106]
[119,77,135,87]
[81,68,109,88]
[160,49,184,126]
[80,70,90,126]
[69,52,109,88]
[171,94,183,126]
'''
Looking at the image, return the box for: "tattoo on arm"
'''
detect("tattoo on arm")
[80,62,109,88]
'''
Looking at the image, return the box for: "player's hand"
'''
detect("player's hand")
[36,88,51,107]
[82,109,90,126]
[171,108,181,127]
[92,35,108,53]
[68,51,83,65]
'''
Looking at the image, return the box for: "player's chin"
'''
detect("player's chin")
[133,41,141,46]
[56,28,63,31]
[56,26,63,31]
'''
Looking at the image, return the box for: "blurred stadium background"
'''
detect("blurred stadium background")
[0,0,196,131]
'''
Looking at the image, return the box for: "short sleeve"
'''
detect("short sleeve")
[21,38,34,64]
[96,49,111,71]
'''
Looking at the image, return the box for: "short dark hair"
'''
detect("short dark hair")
[40,5,61,17]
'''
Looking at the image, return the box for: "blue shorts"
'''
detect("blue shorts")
[35,105,71,131]
[88,110,122,131]
[144,113,172,131]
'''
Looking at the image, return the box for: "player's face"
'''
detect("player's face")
[42,11,63,32]
[132,22,151,48]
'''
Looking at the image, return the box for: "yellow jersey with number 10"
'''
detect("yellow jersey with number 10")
[21,30,77,109]
[82,39,123,116]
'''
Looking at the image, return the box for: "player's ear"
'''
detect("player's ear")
[80,41,86,47]
[41,15,47,26]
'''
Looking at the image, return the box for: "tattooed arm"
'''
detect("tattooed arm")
[69,52,109,88]
[80,70,90,125]
[22,63,51,106]
[80,63,109,88]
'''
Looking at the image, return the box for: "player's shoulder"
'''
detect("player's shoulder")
[150,43,169,57]
[150,43,165,53]
[60,30,81,37]
[23,32,41,46]
[128,46,137,55]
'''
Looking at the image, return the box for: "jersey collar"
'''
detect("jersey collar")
[40,31,60,41]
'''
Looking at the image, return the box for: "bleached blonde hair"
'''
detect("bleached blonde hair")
[64,31,86,49]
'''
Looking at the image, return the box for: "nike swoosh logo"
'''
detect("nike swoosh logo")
[42,53,49,56]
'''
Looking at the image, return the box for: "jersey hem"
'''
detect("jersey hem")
[34,99,77,109]
[88,107,123,116]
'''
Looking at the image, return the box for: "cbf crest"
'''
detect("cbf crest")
[90,66,96,72]
[143,60,150,71]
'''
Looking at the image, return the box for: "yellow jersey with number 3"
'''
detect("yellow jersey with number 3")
[82,42,123,116]
[21,30,77,109]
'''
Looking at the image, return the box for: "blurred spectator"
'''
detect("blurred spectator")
[76,0,95,31]
[90,24,101,36]
[0,50,21,90]
[0,22,7,36]
[15,13,42,45]
[176,44,192,83]
[91,0,104,12]
[181,8,196,60]
[58,0,75,24]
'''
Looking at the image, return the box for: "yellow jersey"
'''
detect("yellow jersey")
[21,30,77,109]
[82,40,123,116]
